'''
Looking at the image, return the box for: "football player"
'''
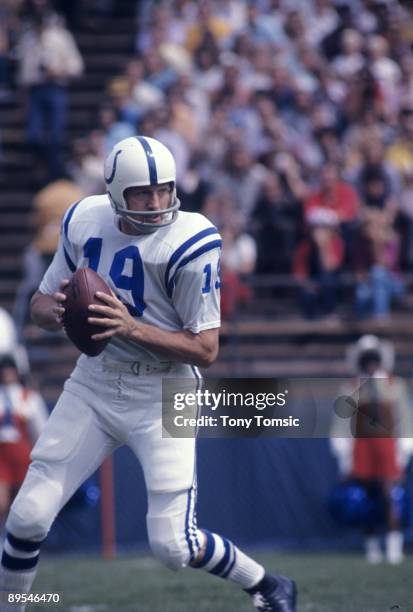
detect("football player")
[0,137,296,611]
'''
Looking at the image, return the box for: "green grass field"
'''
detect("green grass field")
[28,551,412,612]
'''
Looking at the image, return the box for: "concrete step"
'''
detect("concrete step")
[220,314,413,339]
[76,32,135,53]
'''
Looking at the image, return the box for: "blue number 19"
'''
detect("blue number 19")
[202,260,221,294]
[83,239,146,316]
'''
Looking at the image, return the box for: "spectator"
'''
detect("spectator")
[353,215,404,321]
[349,137,401,202]
[67,132,106,197]
[331,335,413,564]
[252,172,302,275]
[13,179,84,335]
[293,208,344,320]
[211,143,267,221]
[108,59,164,123]
[221,217,257,276]
[185,0,232,53]
[367,34,402,119]
[387,107,413,177]
[397,168,413,269]
[97,103,136,155]
[16,0,84,180]
[0,353,48,533]
[220,217,256,321]
[331,28,365,80]
[304,161,360,263]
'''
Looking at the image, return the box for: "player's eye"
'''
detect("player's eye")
[157,187,171,197]
[136,190,151,199]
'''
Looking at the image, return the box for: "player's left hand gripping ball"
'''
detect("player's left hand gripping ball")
[62,268,112,356]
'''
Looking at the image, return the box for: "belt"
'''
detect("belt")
[98,356,172,376]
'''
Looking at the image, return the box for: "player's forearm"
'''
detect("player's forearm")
[30,291,63,331]
[128,322,218,368]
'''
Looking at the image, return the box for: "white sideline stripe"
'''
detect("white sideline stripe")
[4,541,39,559]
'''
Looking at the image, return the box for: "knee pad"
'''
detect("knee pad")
[147,514,190,571]
[6,463,63,542]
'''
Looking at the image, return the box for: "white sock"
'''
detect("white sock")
[194,530,265,589]
[0,533,42,612]
[0,567,37,611]
[365,536,383,564]
[385,531,404,565]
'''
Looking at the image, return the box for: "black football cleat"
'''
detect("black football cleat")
[245,573,297,611]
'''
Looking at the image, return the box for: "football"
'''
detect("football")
[62,268,112,357]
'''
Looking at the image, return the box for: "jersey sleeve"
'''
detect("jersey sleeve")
[171,247,221,334]
[38,202,80,295]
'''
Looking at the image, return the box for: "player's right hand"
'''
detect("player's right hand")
[52,279,70,325]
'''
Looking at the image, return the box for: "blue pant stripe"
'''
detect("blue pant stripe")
[184,487,195,561]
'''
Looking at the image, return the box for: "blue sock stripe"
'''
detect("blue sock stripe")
[209,537,232,576]
[196,530,215,568]
[6,533,43,553]
[1,551,39,571]
[221,547,237,578]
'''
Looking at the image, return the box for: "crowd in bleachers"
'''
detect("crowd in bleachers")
[3,0,413,322]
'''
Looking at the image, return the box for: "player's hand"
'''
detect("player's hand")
[88,292,137,341]
[52,279,70,326]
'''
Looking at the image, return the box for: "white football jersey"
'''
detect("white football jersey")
[39,195,221,363]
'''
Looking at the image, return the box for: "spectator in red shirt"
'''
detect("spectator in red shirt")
[305,162,360,268]
[0,355,48,532]
[293,207,345,319]
[305,162,360,224]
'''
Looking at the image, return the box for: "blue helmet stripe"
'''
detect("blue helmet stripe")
[136,136,158,184]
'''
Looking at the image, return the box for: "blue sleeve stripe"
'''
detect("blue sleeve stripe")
[167,239,222,297]
[63,246,76,272]
[63,201,81,239]
[165,227,219,290]
[136,137,158,184]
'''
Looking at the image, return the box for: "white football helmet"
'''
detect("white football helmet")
[104,136,180,233]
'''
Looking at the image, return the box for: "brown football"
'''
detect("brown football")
[62,268,112,357]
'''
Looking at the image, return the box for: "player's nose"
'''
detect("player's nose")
[146,190,161,210]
